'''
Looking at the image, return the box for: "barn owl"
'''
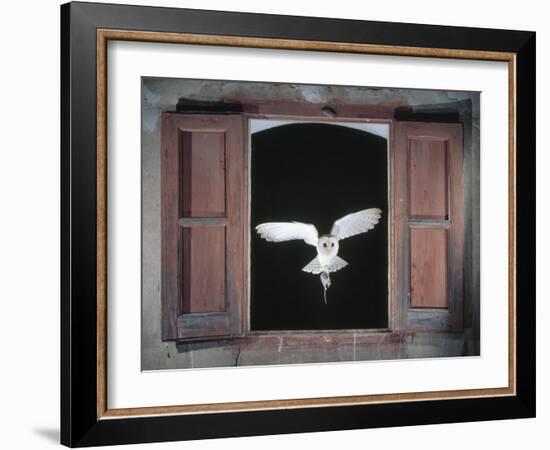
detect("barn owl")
[255,208,382,303]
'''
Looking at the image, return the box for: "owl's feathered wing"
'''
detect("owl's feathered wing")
[255,222,319,246]
[331,208,382,240]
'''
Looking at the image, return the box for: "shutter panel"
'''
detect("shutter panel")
[394,122,464,332]
[161,113,245,340]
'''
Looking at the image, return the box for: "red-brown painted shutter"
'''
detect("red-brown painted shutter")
[394,122,464,331]
[161,114,245,340]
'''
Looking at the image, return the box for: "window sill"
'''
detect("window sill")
[171,331,469,368]
[175,330,410,346]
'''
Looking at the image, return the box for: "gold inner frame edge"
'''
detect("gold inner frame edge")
[95,28,517,419]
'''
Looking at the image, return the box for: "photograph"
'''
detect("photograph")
[141,77,480,370]
[0,0,544,446]
[56,1,537,446]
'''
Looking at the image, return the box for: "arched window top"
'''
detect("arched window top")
[249,119,389,140]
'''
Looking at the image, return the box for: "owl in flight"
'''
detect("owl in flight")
[255,208,382,303]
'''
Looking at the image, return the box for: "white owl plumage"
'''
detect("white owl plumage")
[255,208,382,302]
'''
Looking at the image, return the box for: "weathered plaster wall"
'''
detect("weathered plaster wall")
[141,77,480,370]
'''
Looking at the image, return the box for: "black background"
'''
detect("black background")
[250,123,388,330]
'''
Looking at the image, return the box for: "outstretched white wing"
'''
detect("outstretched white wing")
[331,208,382,240]
[255,222,318,247]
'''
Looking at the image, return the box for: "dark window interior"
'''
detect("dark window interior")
[250,123,388,331]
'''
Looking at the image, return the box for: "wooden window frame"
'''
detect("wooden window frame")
[161,101,466,343]
[244,112,394,336]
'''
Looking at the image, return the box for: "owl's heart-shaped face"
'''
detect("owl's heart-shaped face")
[317,235,339,257]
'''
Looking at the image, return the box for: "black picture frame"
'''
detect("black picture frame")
[61,1,535,447]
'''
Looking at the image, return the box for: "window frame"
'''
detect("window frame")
[244,112,394,336]
[160,100,466,344]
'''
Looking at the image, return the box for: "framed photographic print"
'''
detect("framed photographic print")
[61,1,536,447]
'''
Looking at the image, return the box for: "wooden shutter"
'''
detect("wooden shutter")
[161,113,245,340]
[394,122,464,332]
